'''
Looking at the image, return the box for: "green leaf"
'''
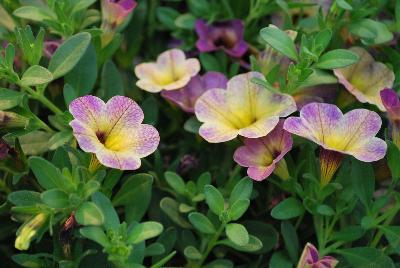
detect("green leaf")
[100,60,124,100]
[65,43,97,96]
[48,32,91,79]
[350,159,374,208]
[269,251,292,268]
[145,243,165,257]
[29,156,74,192]
[13,6,54,22]
[281,221,299,263]
[314,49,359,69]
[142,96,159,125]
[160,197,191,228]
[203,259,233,268]
[381,226,400,254]
[0,88,25,110]
[271,197,304,220]
[75,202,104,226]
[338,247,395,267]
[228,199,250,221]
[226,223,249,246]
[229,177,253,205]
[349,19,393,45]
[337,0,353,10]
[165,171,186,195]
[183,246,201,260]
[218,235,262,252]
[156,7,179,30]
[127,221,163,244]
[199,53,221,72]
[92,192,119,230]
[80,226,110,247]
[188,212,216,234]
[175,13,196,29]
[41,189,69,208]
[204,185,225,216]
[260,26,298,61]
[243,221,278,254]
[20,65,53,86]
[331,225,364,243]
[387,141,400,181]
[184,117,201,134]
[8,190,41,206]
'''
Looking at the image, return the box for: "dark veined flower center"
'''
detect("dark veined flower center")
[214,29,237,49]
[96,131,107,144]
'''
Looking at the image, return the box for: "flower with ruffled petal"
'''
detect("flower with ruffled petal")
[284,102,386,185]
[134,49,200,93]
[381,88,400,146]
[161,72,228,113]
[69,95,160,170]
[195,72,297,143]
[195,19,248,58]
[297,243,338,268]
[333,47,394,111]
[234,121,292,181]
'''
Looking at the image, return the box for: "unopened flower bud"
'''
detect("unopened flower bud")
[15,213,48,250]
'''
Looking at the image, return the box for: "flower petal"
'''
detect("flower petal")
[70,120,102,153]
[349,137,387,162]
[69,95,105,129]
[238,116,279,138]
[96,148,141,170]
[198,122,238,143]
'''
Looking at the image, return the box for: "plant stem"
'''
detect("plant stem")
[21,85,63,115]
[193,223,225,268]
[370,206,399,248]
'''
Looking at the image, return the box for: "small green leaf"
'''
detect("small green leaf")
[260,26,298,61]
[271,197,304,220]
[100,60,124,100]
[188,212,216,234]
[226,223,249,246]
[337,0,353,10]
[8,190,41,206]
[165,171,186,195]
[13,6,54,22]
[127,221,163,244]
[380,226,400,254]
[160,197,191,228]
[204,185,225,216]
[41,189,69,208]
[338,247,395,267]
[80,226,110,247]
[48,32,91,79]
[75,202,104,226]
[314,49,359,69]
[92,192,119,230]
[219,235,262,252]
[0,88,25,110]
[229,177,253,205]
[228,199,250,221]
[183,246,202,260]
[350,159,375,209]
[184,117,202,134]
[281,221,299,263]
[387,141,400,181]
[20,65,53,86]
[175,13,196,29]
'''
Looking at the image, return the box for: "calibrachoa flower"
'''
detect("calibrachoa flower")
[101,0,137,29]
[195,19,248,58]
[381,88,400,146]
[161,72,228,113]
[333,47,395,111]
[284,102,387,186]
[134,49,200,93]
[69,95,160,170]
[195,71,297,143]
[233,121,292,181]
[297,243,338,268]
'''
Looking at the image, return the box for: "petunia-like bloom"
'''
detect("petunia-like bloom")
[161,72,228,113]
[233,121,292,181]
[381,88,400,146]
[195,19,248,58]
[195,72,297,143]
[333,47,395,111]
[297,243,338,268]
[69,95,160,170]
[101,0,137,29]
[284,102,387,185]
[134,49,200,93]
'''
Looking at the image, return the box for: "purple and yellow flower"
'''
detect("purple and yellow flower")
[161,72,228,113]
[101,0,137,29]
[297,243,338,268]
[195,72,297,143]
[134,49,200,93]
[284,102,386,185]
[333,47,395,111]
[233,121,292,181]
[195,19,248,58]
[69,95,160,170]
[381,88,400,146]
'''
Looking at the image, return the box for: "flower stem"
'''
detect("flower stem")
[20,85,63,115]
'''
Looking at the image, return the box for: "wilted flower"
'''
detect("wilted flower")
[135,49,200,93]
[297,243,338,268]
[380,88,400,146]
[0,111,29,129]
[195,72,297,143]
[43,40,61,58]
[333,47,395,111]
[233,121,292,181]
[15,213,48,250]
[69,95,160,170]
[101,0,137,29]
[195,19,248,58]
[284,102,387,186]
[161,72,228,113]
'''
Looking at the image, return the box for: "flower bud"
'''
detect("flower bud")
[0,111,29,129]
[15,213,48,250]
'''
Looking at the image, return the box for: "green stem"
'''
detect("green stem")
[370,206,400,248]
[192,223,225,268]
[21,85,63,115]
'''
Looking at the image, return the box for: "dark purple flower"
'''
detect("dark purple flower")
[195,19,248,58]
[381,88,400,145]
[43,40,62,58]
[297,243,338,268]
[161,72,228,113]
